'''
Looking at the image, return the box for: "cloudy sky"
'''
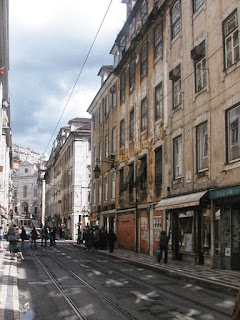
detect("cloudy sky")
[9,0,126,156]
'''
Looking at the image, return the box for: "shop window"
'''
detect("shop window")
[179,211,193,252]
[223,11,239,70]
[227,104,240,162]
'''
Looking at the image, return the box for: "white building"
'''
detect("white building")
[12,161,40,227]
[45,118,91,241]
[0,0,12,232]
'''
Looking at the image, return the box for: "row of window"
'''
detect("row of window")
[92,102,240,204]
[14,187,38,198]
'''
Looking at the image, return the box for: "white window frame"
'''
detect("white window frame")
[195,57,207,92]
[105,134,109,159]
[99,140,102,162]
[104,173,108,201]
[224,11,239,69]
[173,79,182,109]
[227,105,240,162]
[196,122,208,172]
[120,119,125,148]
[111,171,116,200]
[173,135,183,179]
[171,0,181,39]
[154,23,163,59]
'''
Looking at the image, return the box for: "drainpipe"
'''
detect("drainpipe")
[210,199,215,269]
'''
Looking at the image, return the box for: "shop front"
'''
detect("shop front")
[209,186,240,270]
[156,191,210,266]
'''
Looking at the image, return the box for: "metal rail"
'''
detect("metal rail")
[33,248,135,320]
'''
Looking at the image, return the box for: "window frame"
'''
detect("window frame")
[98,176,102,203]
[141,0,148,24]
[171,0,181,39]
[173,135,183,179]
[129,109,134,141]
[104,173,108,201]
[120,72,126,102]
[223,11,239,70]
[120,119,125,148]
[155,146,163,196]
[112,126,117,153]
[196,122,208,172]
[141,97,148,132]
[226,104,240,163]
[154,23,163,60]
[140,42,148,78]
[193,0,205,13]
[173,78,182,109]
[195,55,207,92]
[129,59,136,92]
[155,83,163,120]
[111,171,116,200]
[105,134,109,159]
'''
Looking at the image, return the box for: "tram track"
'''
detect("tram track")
[53,243,233,319]
[31,247,136,320]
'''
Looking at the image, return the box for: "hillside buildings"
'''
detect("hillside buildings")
[0,0,12,232]
[45,118,91,241]
[88,0,240,270]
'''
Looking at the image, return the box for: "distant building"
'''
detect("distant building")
[45,118,91,241]
[12,161,40,227]
[12,143,42,164]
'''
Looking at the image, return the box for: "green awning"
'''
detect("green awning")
[209,186,240,200]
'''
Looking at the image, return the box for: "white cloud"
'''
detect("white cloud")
[9,0,126,154]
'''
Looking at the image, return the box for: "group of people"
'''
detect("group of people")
[41,226,56,247]
[82,227,117,253]
[6,225,25,260]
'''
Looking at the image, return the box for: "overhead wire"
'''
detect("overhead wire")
[43,0,113,155]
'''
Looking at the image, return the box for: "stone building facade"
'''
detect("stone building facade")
[45,118,91,241]
[88,0,240,270]
[12,161,40,227]
[0,0,12,233]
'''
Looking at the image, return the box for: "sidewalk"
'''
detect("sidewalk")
[74,243,240,293]
[0,241,20,320]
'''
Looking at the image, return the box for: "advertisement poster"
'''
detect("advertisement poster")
[140,216,148,240]
[153,216,162,241]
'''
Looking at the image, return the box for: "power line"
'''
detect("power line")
[43,0,113,155]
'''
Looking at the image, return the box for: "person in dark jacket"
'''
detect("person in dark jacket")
[107,230,117,253]
[158,230,169,263]
[20,226,27,251]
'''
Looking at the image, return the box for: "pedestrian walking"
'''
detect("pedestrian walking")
[157,230,169,263]
[20,226,27,251]
[41,226,48,247]
[85,228,94,251]
[107,229,117,253]
[16,228,24,260]
[7,224,17,258]
[0,226,4,251]
[232,290,240,320]
[30,227,38,249]
[77,227,81,244]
